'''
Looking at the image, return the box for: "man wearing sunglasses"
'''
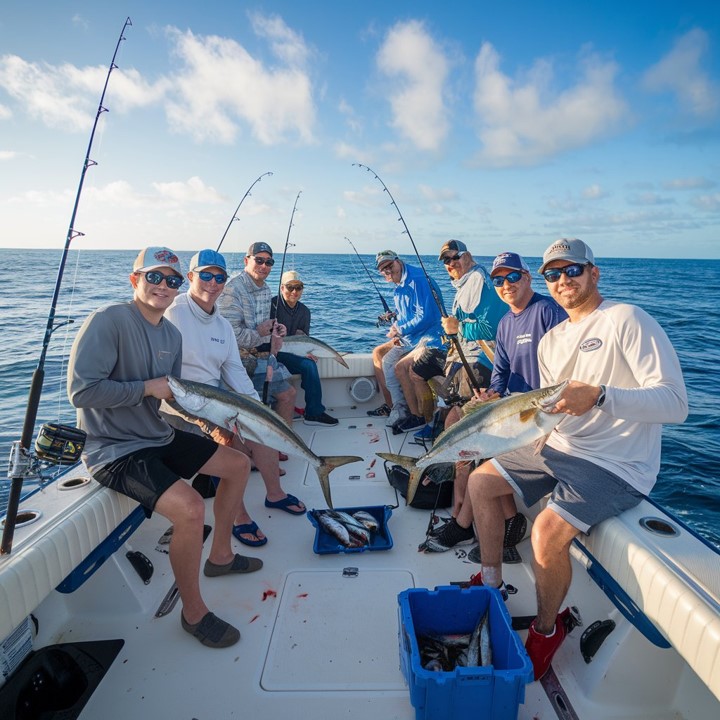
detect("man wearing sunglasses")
[68,247,262,649]
[162,249,303,545]
[466,238,688,681]
[271,270,338,427]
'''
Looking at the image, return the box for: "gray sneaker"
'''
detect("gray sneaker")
[386,405,406,427]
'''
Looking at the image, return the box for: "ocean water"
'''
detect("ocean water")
[1,248,719,550]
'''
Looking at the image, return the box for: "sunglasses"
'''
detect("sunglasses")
[138,271,184,290]
[542,263,589,283]
[441,253,464,265]
[378,262,395,274]
[285,284,304,292]
[252,256,275,266]
[197,270,227,284]
[491,270,524,287]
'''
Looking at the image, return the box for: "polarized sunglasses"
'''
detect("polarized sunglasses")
[138,271,184,290]
[285,284,304,291]
[542,263,589,283]
[378,262,395,274]
[253,256,275,266]
[441,253,464,265]
[491,270,524,287]
[197,270,227,283]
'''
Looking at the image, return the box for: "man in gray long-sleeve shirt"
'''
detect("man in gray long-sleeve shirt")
[68,246,261,649]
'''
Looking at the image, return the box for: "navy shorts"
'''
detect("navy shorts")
[491,444,644,533]
[93,429,218,517]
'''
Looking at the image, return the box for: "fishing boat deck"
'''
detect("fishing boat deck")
[2,360,718,719]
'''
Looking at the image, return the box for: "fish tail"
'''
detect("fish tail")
[317,454,363,508]
[335,354,349,369]
[375,453,425,506]
[375,452,416,472]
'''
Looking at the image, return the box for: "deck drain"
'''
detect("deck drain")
[1,509,42,528]
[59,476,92,491]
[639,516,679,537]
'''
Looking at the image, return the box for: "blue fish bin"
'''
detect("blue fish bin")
[307,505,393,554]
[398,585,534,720]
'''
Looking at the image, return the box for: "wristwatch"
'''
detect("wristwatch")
[595,384,607,408]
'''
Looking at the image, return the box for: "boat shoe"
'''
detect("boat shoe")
[203,553,263,577]
[181,612,240,649]
[525,608,572,680]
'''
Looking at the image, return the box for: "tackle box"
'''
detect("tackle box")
[397,585,533,720]
[306,504,393,554]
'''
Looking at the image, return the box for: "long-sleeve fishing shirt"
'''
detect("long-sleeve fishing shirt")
[216,270,273,350]
[539,300,688,495]
[271,296,311,336]
[393,262,445,348]
[67,302,181,474]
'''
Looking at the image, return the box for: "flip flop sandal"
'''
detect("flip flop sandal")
[264,493,306,515]
[203,553,263,576]
[232,521,268,547]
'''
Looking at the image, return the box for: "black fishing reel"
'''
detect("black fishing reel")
[34,423,86,465]
[376,311,397,327]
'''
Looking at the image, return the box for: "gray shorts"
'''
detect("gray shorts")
[491,444,644,533]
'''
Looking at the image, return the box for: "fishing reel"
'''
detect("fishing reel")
[376,311,396,327]
[7,423,87,485]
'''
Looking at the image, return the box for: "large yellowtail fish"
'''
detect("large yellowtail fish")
[167,376,362,507]
[377,381,568,505]
[282,335,349,368]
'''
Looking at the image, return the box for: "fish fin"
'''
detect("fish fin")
[317,455,364,508]
[533,433,551,454]
[519,408,537,423]
[376,452,416,472]
[335,354,349,369]
[405,468,425,506]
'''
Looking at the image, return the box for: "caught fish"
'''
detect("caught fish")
[352,511,379,533]
[326,510,371,545]
[313,510,357,547]
[282,335,349,368]
[467,609,492,667]
[377,381,568,505]
[167,376,362,507]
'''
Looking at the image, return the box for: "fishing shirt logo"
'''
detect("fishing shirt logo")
[579,338,603,352]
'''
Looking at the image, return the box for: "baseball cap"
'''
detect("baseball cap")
[376,250,399,269]
[133,247,182,275]
[282,270,302,285]
[189,249,227,273]
[538,238,594,274]
[247,242,273,257]
[438,239,468,260]
[491,251,530,276]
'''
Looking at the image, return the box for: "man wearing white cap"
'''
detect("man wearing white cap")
[68,247,261,649]
[271,270,338,426]
[467,238,688,681]
[162,249,305,545]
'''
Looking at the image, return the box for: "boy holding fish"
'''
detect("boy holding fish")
[68,247,263,650]
[466,238,688,681]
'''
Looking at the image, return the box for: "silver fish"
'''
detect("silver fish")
[313,511,354,547]
[377,381,568,505]
[325,510,371,545]
[467,608,491,667]
[167,376,362,507]
[282,335,349,368]
[352,510,379,533]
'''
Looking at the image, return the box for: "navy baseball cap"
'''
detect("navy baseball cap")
[247,242,273,257]
[491,252,530,276]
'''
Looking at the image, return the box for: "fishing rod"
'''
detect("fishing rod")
[345,236,395,326]
[262,190,301,405]
[352,163,483,394]
[216,171,273,253]
[1,17,133,556]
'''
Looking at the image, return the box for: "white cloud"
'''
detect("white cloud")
[642,28,719,117]
[419,184,458,202]
[0,150,16,160]
[164,21,316,145]
[376,20,450,151]
[0,55,163,132]
[691,193,720,212]
[627,192,675,206]
[152,176,225,204]
[0,104,10,119]
[583,184,607,200]
[472,43,628,166]
[662,176,716,191]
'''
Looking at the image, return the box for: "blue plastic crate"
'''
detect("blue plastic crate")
[398,585,534,720]
[307,505,393,554]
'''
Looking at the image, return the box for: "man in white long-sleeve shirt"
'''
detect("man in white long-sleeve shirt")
[163,249,306,542]
[466,238,688,681]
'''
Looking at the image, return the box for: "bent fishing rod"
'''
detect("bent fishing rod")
[352,163,482,394]
[262,190,301,405]
[2,17,133,555]
[216,171,273,253]
[345,236,395,326]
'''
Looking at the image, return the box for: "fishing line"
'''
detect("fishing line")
[2,17,133,555]
[345,236,395,326]
[352,163,483,394]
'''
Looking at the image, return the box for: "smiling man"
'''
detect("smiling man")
[466,238,688,681]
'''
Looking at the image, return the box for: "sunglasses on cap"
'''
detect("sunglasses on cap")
[441,252,465,265]
[378,261,396,274]
[196,270,227,284]
[542,263,589,283]
[285,283,304,291]
[252,256,275,266]
[491,270,524,287]
[137,270,184,290]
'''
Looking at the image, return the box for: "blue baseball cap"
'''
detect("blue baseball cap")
[491,252,530,276]
[189,249,227,272]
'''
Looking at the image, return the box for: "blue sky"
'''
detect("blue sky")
[1,1,718,259]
